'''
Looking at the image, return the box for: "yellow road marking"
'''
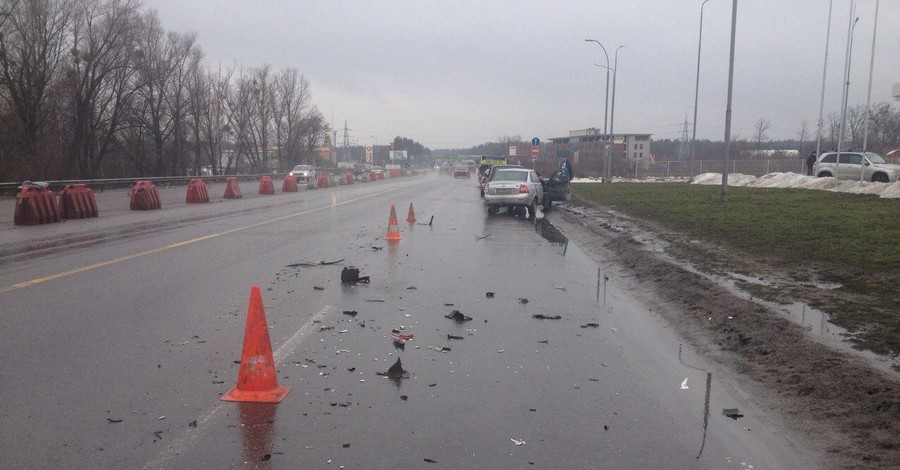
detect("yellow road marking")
[1,183,417,293]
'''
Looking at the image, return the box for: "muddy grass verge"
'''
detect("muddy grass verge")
[553,203,899,470]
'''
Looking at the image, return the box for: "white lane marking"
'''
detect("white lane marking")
[142,304,333,469]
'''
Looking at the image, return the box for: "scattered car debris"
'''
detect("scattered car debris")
[313,286,325,291]
[519,298,529,304]
[189,420,197,427]
[106,418,123,424]
[416,215,434,226]
[445,310,472,323]
[429,346,452,353]
[581,323,600,328]
[382,358,408,379]
[342,444,350,448]
[681,378,689,390]
[554,286,566,291]
[371,246,383,251]
[485,292,495,298]
[401,395,408,401]
[366,299,385,303]
[347,367,356,372]
[407,286,418,290]
[153,431,163,442]
[393,341,406,350]
[424,458,437,463]
[532,314,561,320]
[391,330,414,342]
[447,334,464,340]
[287,259,345,268]
[475,233,491,240]
[340,266,370,284]
[320,326,334,331]
[342,310,358,317]
[537,340,549,344]
[511,438,526,446]
[723,408,744,420]
[444,303,455,306]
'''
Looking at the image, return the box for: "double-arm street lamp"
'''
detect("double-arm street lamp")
[585,39,614,182]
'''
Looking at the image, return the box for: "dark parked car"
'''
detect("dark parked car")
[540,167,572,210]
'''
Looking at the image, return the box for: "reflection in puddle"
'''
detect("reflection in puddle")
[238,402,278,466]
[535,218,568,255]
[784,302,834,338]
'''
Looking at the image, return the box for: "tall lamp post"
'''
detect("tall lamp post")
[585,39,611,182]
[690,0,712,182]
[835,2,859,177]
[607,45,623,181]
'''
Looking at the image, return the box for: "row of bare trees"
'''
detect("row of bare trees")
[0,0,329,182]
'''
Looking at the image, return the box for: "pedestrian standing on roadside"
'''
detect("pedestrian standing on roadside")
[806,150,816,176]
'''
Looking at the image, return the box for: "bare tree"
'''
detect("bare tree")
[62,0,142,179]
[0,0,73,177]
[796,118,808,156]
[846,104,866,150]
[298,106,327,166]
[272,67,310,171]
[826,112,841,150]
[753,117,770,157]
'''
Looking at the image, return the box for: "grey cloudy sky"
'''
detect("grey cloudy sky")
[144,0,899,150]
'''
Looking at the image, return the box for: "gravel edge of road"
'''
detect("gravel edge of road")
[551,203,900,470]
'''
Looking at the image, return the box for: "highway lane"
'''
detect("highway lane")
[0,173,817,468]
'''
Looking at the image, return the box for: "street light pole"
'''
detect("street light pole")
[835,1,859,176]
[585,39,611,182]
[690,0,712,182]
[815,0,834,161]
[607,45,623,181]
[721,0,737,203]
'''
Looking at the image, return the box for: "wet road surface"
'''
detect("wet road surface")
[0,173,817,468]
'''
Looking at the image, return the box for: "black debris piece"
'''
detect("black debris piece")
[261,454,271,461]
[393,340,406,350]
[401,395,408,401]
[537,340,549,344]
[212,380,224,384]
[320,326,334,331]
[371,246,383,251]
[341,266,370,284]
[533,314,562,320]
[445,310,473,323]
[428,383,437,387]
[313,286,325,291]
[444,303,454,306]
[342,310,358,317]
[407,286,418,290]
[343,443,350,448]
[189,420,198,427]
[425,458,437,463]
[375,358,409,380]
[723,409,744,420]
[603,425,609,431]
[447,334,464,340]
[581,323,600,328]
[486,292,495,298]
[106,418,123,424]
[319,259,345,265]
[519,298,529,304]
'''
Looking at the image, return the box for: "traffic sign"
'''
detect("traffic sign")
[531,137,540,146]
[531,146,540,156]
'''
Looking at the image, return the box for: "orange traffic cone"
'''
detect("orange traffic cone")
[221,286,292,403]
[406,203,417,223]
[386,204,402,240]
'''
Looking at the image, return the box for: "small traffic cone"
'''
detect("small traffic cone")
[406,203,417,223]
[386,204,402,241]
[221,286,292,403]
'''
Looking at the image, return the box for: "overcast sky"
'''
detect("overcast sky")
[143,0,899,150]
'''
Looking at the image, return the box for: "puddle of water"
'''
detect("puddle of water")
[782,302,838,338]
[535,218,568,255]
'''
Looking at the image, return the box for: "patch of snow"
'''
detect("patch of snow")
[573,172,900,199]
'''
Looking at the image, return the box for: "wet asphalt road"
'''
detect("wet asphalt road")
[0,173,817,469]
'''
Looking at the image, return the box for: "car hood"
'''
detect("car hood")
[872,163,900,172]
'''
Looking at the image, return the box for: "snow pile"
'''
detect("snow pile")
[573,172,900,199]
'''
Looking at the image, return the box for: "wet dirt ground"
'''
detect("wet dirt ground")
[551,201,899,469]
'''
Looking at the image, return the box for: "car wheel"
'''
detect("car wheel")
[872,173,889,183]
[816,172,832,178]
[542,193,552,211]
[487,205,499,215]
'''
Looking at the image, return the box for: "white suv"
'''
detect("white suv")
[813,152,900,183]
